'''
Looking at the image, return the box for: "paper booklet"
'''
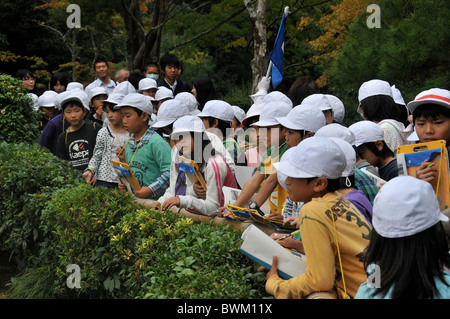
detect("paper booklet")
[239,224,306,280]
[112,160,141,194]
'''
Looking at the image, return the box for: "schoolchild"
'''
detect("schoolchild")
[87,87,108,125]
[355,176,449,299]
[175,92,200,115]
[153,115,237,215]
[302,93,334,125]
[138,78,158,98]
[114,93,172,200]
[152,86,173,116]
[357,79,409,154]
[264,137,372,299]
[251,103,326,218]
[37,90,59,130]
[83,93,129,188]
[55,89,101,171]
[349,120,398,181]
[220,101,292,215]
[406,88,450,183]
[158,53,191,95]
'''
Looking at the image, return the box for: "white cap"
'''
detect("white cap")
[139,78,158,91]
[315,123,356,146]
[391,85,406,106]
[325,94,345,123]
[61,89,89,110]
[175,92,200,115]
[273,137,346,179]
[232,105,246,124]
[327,137,356,177]
[275,104,326,133]
[197,100,235,123]
[358,79,393,103]
[171,115,206,138]
[28,93,39,111]
[241,102,263,127]
[406,88,450,115]
[154,86,174,101]
[372,176,449,238]
[152,99,190,129]
[66,82,83,91]
[277,147,295,191]
[88,87,108,101]
[114,93,153,115]
[262,91,293,108]
[103,93,125,105]
[252,101,292,127]
[348,120,385,147]
[38,90,58,107]
[113,81,137,95]
[302,93,333,111]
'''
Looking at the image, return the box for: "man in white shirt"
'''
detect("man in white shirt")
[85,58,117,96]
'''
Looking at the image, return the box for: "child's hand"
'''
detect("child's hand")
[193,180,206,199]
[416,160,438,183]
[135,186,153,199]
[283,216,299,228]
[151,201,161,211]
[161,197,181,210]
[118,181,127,191]
[258,256,279,280]
[82,170,96,186]
[267,212,283,220]
[116,147,126,162]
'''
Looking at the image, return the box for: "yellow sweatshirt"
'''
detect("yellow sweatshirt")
[266,192,371,299]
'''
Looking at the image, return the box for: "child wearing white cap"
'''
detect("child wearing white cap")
[406,88,450,184]
[220,101,292,216]
[355,176,449,299]
[55,89,102,172]
[357,79,409,154]
[37,90,59,130]
[87,87,108,126]
[83,93,130,188]
[153,115,237,216]
[264,137,371,299]
[301,93,334,124]
[113,93,172,199]
[250,104,326,221]
[349,120,398,181]
[138,78,158,98]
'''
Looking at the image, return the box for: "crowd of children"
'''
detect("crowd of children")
[24,53,449,299]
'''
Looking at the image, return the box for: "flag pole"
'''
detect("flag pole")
[266,6,289,80]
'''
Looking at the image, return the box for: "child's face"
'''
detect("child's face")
[284,129,303,148]
[63,103,86,127]
[142,89,157,98]
[90,95,107,112]
[175,134,194,157]
[53,80,65,93]
[120,107,147,134]
[358,141,384,167]
[39,106,57,120]
[415,115,450,143]
[104,104,122,126]
[164,64,179,82]
[258,125,286,149]
[285,177,315,202]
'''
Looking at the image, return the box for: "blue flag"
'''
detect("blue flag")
[269,11,287,89]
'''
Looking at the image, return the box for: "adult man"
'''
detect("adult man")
[85,58,117,96]
[115,69,129,83]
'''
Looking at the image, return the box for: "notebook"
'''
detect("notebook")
[111,160,141,193]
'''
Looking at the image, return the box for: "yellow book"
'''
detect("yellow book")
[112,160,141,193]
[178,155,207,191]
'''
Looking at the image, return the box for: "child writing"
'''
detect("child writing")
[56,90,101,172]
[355,176,449,299]
[406,88,450,183]
[349,120,398,181]
[114,93,172,199]
[263,137,372,299]
[83,93,129,188]
[153,115,237,216]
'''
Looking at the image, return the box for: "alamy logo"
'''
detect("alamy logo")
[366,4,381,29]
[66,4,81,29]
[66,264,81,289]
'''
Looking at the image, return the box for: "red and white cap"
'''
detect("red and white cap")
[407,88,450,115]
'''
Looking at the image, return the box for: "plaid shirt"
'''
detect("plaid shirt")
[354,168,379,205]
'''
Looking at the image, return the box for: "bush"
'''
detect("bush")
[0,142,82,266]
[0,74,40,144]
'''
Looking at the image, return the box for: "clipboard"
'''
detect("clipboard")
[112,160,141,193]
[178,155,207,191]
[397,140,450,210]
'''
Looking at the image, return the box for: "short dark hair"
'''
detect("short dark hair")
[288,76,320,106]
[356,141,394,161]
[306,177,341,192]
[93,58,109,70]
[359,95,402,123]
[144,62,160,72]
[205,117,231,139]
[128,71,145,90]
[159,53,181,71]
[413,103,450,123]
